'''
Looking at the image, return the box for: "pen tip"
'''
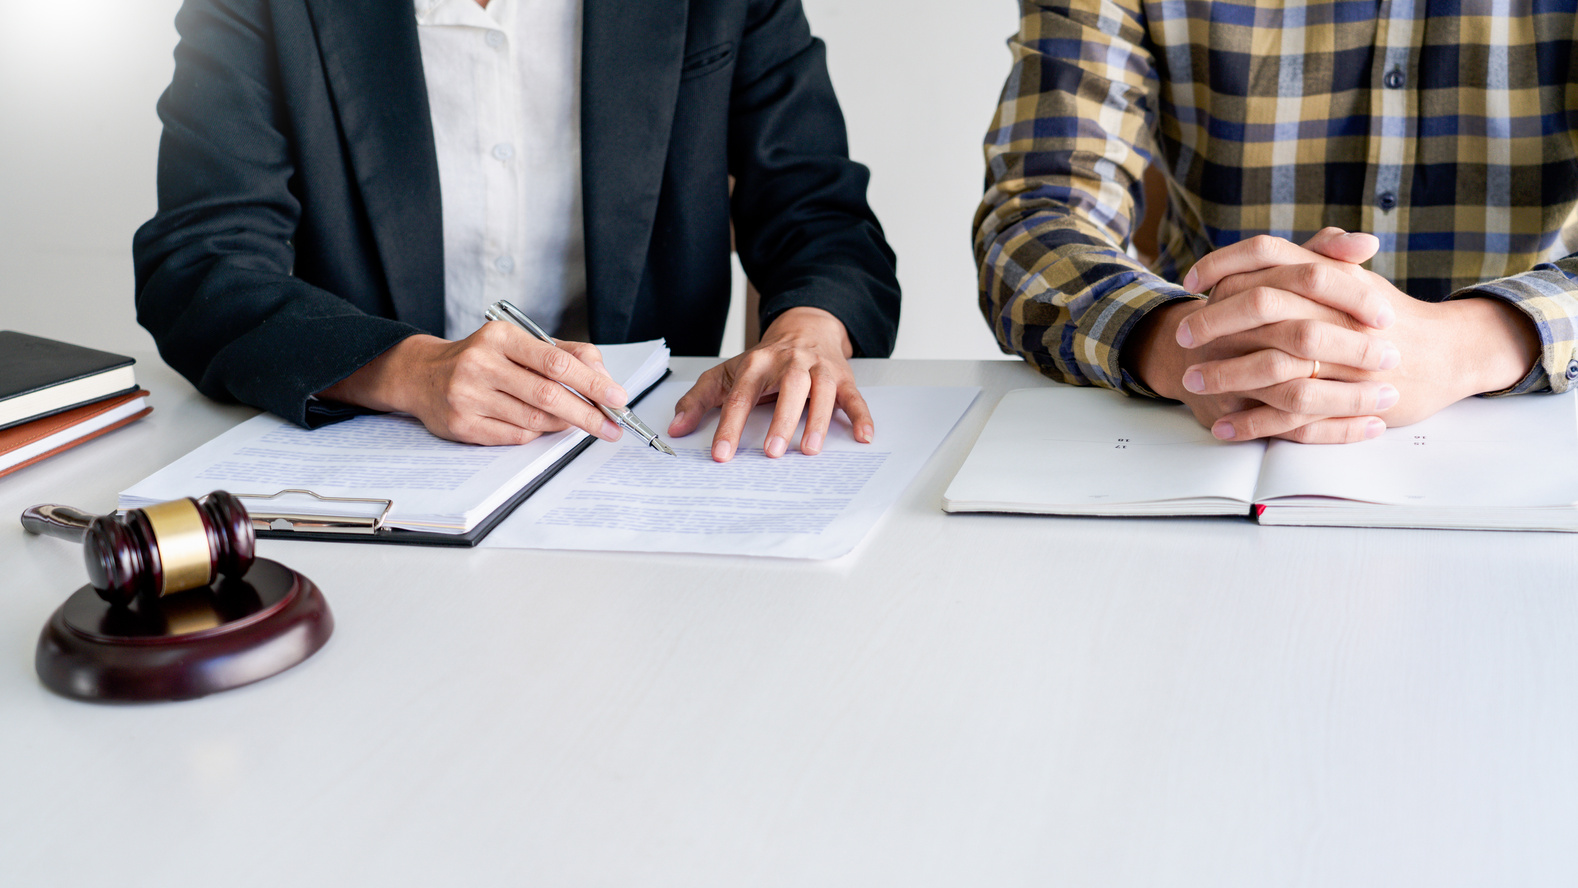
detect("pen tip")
[653,440,677,457]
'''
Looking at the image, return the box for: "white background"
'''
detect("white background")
[0,0,1019,360]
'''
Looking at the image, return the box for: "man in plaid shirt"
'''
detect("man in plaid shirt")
[975,0,1578,443]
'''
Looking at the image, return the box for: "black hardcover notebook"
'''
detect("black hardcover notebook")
[1,331,139,430]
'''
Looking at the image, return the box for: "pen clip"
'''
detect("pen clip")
[485,301,552,342]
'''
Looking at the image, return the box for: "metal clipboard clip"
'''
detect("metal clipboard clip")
[234,489,394,536]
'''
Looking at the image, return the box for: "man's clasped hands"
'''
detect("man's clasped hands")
[1124,228,1541,443]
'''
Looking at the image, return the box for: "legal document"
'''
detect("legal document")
[482,382,979,558]
[119,341,670,534]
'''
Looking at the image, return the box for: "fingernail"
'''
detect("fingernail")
[600,420,622,441]
[1341,231,1367,240]
[766,435,787,458]
[1373,305,1395,329]
[604,384,628,406]
[1365,418,1386,439]
[1182,370,1205,393]
[1379,344,1401,370]
[668,411,687,434]
[1212,421,1236,440]
[713,439,733,462]
[1375,384,1399,410]
[1175,321,1195,348]
[803,431,824,454]
[857,425,874,443]
[1183,268,1199,292]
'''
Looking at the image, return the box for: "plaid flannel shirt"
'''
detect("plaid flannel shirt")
[976,0,1578,396]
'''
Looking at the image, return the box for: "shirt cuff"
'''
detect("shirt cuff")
[1445,276,1578,395]
[1110,290,1205,399]
[303,398,380,429]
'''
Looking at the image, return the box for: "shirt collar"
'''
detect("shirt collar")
[415,0,508,26]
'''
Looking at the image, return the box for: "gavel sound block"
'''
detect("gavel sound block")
[22,492,333,703]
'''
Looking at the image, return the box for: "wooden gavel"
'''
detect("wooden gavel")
[22,491,256,606]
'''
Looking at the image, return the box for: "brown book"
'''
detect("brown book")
[0,389,152,479]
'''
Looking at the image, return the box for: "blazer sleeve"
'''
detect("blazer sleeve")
[132,0,421,427]
[726,0,901,358]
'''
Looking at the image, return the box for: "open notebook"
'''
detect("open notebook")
[121,340,669,544]
[943,386,1578,531]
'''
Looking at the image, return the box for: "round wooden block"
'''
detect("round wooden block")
[35,558,333,703]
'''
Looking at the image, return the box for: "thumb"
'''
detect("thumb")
[669,371,729,437]
[1302,226,1379,265]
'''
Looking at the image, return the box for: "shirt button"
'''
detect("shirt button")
[485,30,506,48]
[492,143,514,161]
[1383,69,1406,89]
[495,256,514,274]
[1566,359,1578,381]
[1378,192,1398,211]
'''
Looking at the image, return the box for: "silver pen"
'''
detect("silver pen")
[485,300,676,456]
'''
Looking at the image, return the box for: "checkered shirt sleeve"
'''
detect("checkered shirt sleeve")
[977,0,1578,396]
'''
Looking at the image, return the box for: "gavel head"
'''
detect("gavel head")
[82,491,256,606]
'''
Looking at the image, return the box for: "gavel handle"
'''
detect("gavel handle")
[20,504,97,541]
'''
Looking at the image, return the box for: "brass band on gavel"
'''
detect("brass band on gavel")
[137,498,217,595]
[22,491,256,606]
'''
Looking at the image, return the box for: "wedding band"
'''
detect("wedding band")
[1310,360,1321,379]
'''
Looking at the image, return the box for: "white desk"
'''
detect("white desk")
[4,342,1577,886]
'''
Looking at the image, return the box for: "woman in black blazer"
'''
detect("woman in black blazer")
[134,0,899,460]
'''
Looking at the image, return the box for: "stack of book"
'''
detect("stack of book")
[1,331,151,480]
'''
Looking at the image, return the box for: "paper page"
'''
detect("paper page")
[942,387,1267,514]
[1257,391,1578,507]
[120,341,669,532]
[480,384,979,559]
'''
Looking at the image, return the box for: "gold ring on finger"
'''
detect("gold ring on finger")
[1310,359,1320,380]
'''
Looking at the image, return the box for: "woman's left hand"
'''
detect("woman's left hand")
[669,307,873,462]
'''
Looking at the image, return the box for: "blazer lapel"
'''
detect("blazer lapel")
[304,0,445,335]
[581,0,689,342]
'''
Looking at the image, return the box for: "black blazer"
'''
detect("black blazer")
[133,0,900,427]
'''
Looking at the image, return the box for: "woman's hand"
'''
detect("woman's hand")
[669,307,873,462]
[319,321,629,446]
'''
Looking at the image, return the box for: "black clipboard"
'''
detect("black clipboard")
[245,369,671,547]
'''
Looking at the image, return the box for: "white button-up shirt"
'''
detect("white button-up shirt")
[414,0,587,341]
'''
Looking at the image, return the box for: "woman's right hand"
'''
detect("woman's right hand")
[319,321,629,446]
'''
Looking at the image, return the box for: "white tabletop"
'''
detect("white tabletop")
[3,340,1577,886]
